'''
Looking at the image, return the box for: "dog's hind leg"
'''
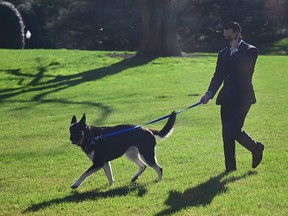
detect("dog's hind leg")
[151,164,163,182]
[103,162,114,186]
[71,163,103,189]
[125,147,147,182]
[141,150,163,182]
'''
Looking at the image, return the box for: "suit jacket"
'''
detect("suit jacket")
[208,41,258,106]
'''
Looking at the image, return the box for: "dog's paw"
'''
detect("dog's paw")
[71,183,79,189]
[71,179,83,189]
[155,178,162,183]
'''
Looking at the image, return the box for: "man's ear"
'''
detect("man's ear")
[79,113,86,125]
[71,116,77,125]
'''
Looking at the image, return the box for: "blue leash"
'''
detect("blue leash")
[95,101,203,140]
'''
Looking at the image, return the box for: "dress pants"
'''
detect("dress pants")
[220,105,257,170]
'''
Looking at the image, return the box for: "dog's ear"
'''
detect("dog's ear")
[79,113,86,125]
[71,116,77,125]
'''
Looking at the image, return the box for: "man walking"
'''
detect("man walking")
[201,22,264,173]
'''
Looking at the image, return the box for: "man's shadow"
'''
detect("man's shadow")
[157,170,257,216]
[23,183,148,213]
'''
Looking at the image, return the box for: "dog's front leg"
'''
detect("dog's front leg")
[71,164,102,189]
[103,162,114,186]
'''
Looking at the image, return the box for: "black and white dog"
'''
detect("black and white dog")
[69,112,176,189]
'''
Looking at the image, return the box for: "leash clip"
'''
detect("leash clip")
[94,135,102,141]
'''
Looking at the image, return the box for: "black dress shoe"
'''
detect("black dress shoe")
[252,142,264,168]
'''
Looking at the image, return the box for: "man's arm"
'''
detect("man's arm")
[201,52,225,104]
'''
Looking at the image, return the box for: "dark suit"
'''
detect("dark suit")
[208,41,258,170]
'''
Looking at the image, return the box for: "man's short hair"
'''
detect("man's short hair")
[224,22,242,33]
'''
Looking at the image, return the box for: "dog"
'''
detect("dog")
[69,112,176,189]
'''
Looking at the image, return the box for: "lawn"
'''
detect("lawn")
[0,49,287,215]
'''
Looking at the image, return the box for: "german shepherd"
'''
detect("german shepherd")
[69,112,176,189]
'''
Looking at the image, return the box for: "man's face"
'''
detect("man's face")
[223,29,238,40]
[223,29,239,46]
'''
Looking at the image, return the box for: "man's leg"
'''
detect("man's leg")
[233,105,264,168]
[221,106,236,171]
[230,105,264,168]
[236,130,257,152]
[232,105,258,152]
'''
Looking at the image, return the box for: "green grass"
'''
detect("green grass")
[260,37,288,55]
[0,49,287,215]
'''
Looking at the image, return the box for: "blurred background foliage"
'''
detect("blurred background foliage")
[2,0,288,54]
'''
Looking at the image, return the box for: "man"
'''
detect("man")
[201,22,264,173]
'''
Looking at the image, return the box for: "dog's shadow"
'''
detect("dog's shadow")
[156,170,257,216]
[24,183,148,213]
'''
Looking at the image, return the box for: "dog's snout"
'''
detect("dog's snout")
[70,136,76,144]
[70,134,83,145]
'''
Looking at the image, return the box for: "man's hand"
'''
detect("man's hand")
[230,34,240,49]
[201,93,211,104]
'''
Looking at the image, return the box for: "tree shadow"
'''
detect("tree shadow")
[0,56,154,103]
[1,56,153,123]
[156,170,257,216]
[23,183,148,213]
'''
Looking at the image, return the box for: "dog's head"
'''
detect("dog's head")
[70,113,86,146]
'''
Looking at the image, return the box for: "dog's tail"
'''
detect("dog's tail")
[150,111,176,139]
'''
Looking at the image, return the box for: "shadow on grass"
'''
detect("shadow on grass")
[0,56,153,122]
[1,56,153,102]
[156,170,257,216]
[23,183,148,213]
